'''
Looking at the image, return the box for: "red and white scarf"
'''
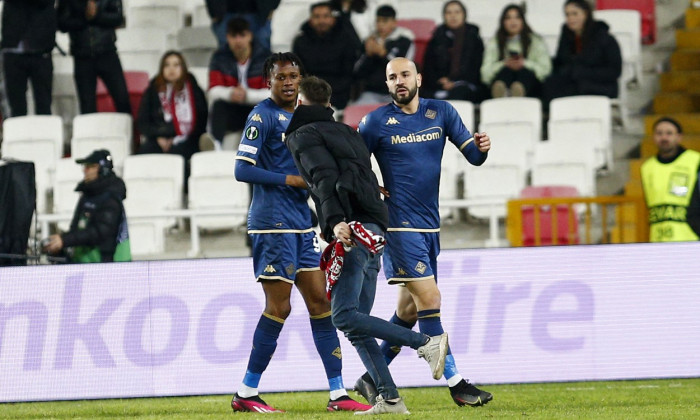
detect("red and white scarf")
[319,221,386,300]
[158,81,196,144]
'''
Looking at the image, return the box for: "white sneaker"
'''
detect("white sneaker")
[417,332,448,380]
[354,395,410,415]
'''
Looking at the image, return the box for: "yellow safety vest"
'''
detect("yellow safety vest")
[641,149,700,242]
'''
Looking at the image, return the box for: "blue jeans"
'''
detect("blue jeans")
[330,223,427,400]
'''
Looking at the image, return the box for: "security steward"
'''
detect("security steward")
[641,117,700,242]
[44,149,131,262]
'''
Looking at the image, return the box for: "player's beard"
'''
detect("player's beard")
[391,84,418,105]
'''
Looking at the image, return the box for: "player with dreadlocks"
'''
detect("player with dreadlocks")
[230,52,370,413]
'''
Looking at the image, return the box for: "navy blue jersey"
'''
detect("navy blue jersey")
[359,98,476,231]
[236,98,312,232]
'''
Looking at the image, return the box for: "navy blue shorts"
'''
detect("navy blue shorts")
[250,231,321,284]
[382,230,440,284]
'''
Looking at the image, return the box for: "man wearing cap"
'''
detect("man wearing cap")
[44,149,131,263]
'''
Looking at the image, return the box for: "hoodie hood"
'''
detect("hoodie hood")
[76,174,127,201]
[285,104,335,135]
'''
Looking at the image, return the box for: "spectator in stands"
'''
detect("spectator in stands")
[480,4,551,98]
[641,117,700,242]
[542,0,622,105]
[205,0,280,51]
[1,0,56,117]
[57,0,131,115]
[137,51,208,161]
[421,0,487,102]
[352,5,414,105]
[330,0,366,48]
[44,149,131,263]
[207,17,270,146]
[292,1,359,110]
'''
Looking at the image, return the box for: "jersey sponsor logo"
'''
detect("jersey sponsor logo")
[669,173,690,197]
[285,264,295,276]
[332,347,342,359]
[415,262,427,274]
[386,117,400,125]
[251,113,263,123]
[238,144,258,154]
[278,113,288,121]
[264,265,277,273]
[245,126,259,140]
[390,127,443,145]
[425,109,437,119]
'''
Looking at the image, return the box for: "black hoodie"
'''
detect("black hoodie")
[551,20,622,98]
[62,173,127,262]
[285,104,388,241]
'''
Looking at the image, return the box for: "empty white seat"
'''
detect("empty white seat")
[126,0,183,34]
[479,97,542,170]
[52,72,79,144]
[177,26,217,68]
[71,113,133,175]
[2,115,64,213]
[527,13,564,57]
[116,28,168,75]
[191,4,210,27]
[123,154,184,254]
[391,0,442,22]
[53,157,83,231]
[532,140,597,198]
[271,2,308,53]
[188,151,248,230]
[447,100,475,135]
[440,146,464,221]
[189,66,210,90]
[548,95,612,170]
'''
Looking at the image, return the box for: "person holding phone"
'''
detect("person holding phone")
[481,4,551,98]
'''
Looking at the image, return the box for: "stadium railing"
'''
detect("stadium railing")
[506,195,648,246]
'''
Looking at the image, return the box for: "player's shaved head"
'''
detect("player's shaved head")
[386,57,417,78]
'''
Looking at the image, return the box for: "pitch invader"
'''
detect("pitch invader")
[231,52,370,413]
[356,57,494,407]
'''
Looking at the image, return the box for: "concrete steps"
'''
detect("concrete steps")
[659,70,700,92]
[653,92,700,113]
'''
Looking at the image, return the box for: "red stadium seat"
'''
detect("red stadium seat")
[519,186,580,246]
[396,19,437,69]
[342,103,385,130]
[96,71,149,151]
[596,0,656,44]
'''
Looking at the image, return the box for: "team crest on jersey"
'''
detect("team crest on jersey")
[245,126,259,140]
[332,347,342,359]
[264,265,276,273]
[415,262,427,274]
[278,113,288,121]
[285,264,295,276]
[386,117,400,125]
[251,113,263,123]
[425,109,437,119]
[397,267,407,276]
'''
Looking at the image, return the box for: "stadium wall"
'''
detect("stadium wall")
[1,243,699,402]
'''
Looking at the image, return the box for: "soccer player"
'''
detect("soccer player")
[231,52,369,413]
[355,57,494,407]
[285,75,449,415]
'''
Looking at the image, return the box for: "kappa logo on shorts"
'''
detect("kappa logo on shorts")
[285,264,295,276]
[245,126,259,140]
[386,117,400,125]
[264,265,276,273]
[251,113,263,123]
[415,262,427,274]
[332,347,342,359]
[397,267,407,276]
[425,109,437,119]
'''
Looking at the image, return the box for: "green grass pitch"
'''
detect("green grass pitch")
[2,378,699,419]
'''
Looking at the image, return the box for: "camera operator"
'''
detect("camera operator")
[44,149,131,263]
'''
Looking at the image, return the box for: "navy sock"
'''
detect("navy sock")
[310,312,343,389]
[380,312,416,365]
[244,313,284,381]
[418,309,459,378]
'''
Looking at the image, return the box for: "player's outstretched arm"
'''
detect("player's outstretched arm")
[234,159,288,186]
